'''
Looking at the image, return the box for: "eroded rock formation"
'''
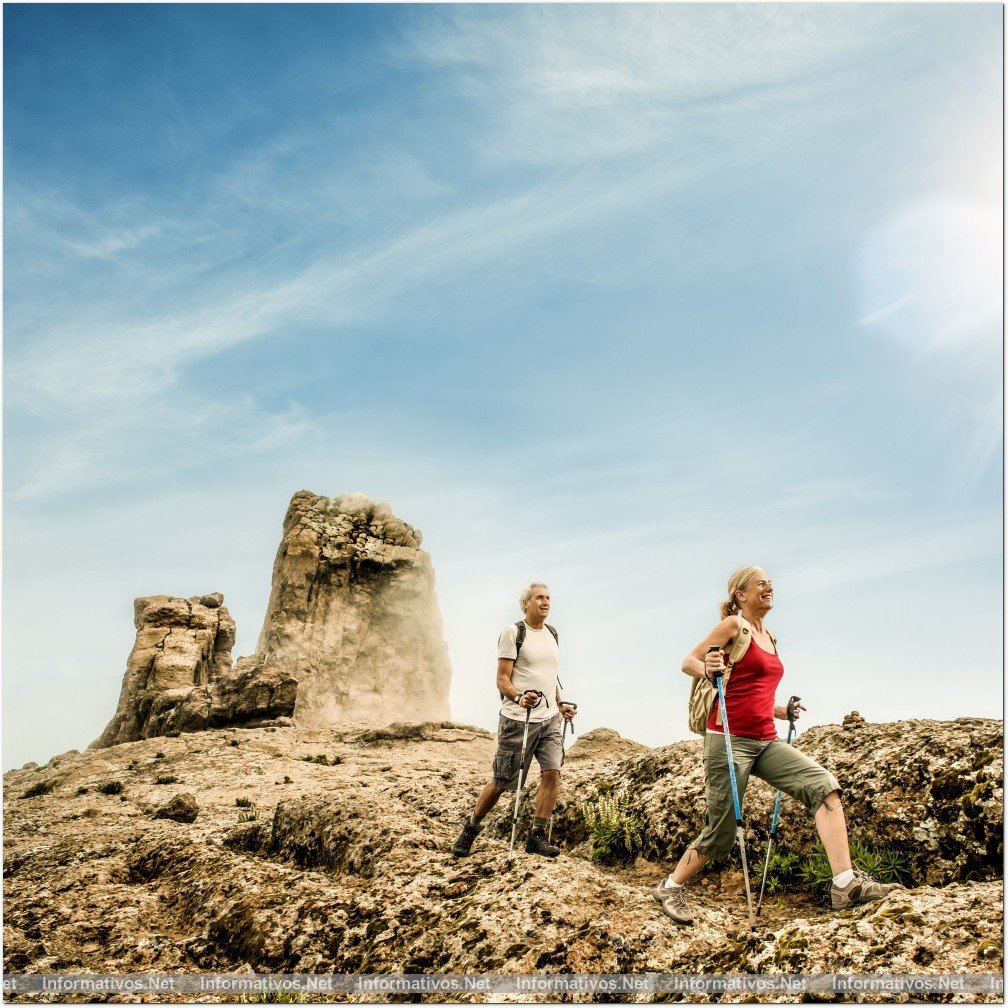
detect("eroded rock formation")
[92,489,451,747]
[252,490,451,726]
[92,594,296,748]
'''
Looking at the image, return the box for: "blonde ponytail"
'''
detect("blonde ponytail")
[720,565,762,619]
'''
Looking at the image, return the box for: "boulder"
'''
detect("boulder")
[153,792,199,824]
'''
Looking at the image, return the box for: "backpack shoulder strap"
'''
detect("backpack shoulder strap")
[726,615,753,669]
[545,624,558,646]
[514,621,526,660]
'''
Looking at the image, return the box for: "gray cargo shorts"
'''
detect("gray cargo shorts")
[691,731,841,861]
[492,712,564,791]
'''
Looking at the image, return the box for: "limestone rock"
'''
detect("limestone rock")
[154,792,199,824]
[92,596,296,748]
[3,718,1001,989]
[252,490,451,727]
[565,727,648,764]
[543,716,1003,888]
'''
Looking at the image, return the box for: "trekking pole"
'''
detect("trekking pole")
[710,646,755,928]
[508,690,545,864]
[756,695,801,917]
[548,701,577,844]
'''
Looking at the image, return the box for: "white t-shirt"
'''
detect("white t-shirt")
[498,621,560,723]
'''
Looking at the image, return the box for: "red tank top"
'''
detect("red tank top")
[707,635,783,741]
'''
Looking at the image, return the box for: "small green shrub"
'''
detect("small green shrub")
[798,839,908,892]
[237,808,259,822]
[582,792,643,865]
[760,845,803,896]
[20,779,55,799]
[229,739,240,747]
[283,776,293,784]
[77,786,90,795]
[235,797,254,808]
[302,754,333,766]
[155,775,178,785]
[97,780,124,795]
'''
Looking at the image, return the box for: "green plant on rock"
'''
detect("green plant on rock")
[798,839,908,892]
[155,775,178,785]
[760,845,803,895]
[20,779,55,799]
[97,780,124,795]
[235,796,254,808]
[237,808,259,822]
[581,791,643,865]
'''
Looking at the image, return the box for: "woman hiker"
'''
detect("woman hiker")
[655,565,902,925]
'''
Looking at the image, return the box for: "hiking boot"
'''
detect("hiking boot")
[661,885,694,926]
[831,870,903,910]
[525,829,561,858]
[451,820,480,857]
[652,879,678,905]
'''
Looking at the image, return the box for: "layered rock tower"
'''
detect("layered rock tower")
[92,490,451,747]
[254,490,451,726]
[92,594,297,747]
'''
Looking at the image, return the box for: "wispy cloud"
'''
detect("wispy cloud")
[405,5,900,165]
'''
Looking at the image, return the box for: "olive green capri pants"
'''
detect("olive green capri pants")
[690,731,841,861]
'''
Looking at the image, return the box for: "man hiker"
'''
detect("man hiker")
[451,582,577,858]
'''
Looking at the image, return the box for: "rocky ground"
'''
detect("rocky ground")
[3,717,1003,1003]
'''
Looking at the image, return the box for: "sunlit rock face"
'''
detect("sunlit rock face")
[253,490,452,727]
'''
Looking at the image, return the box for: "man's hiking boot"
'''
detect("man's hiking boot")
[831,870,903,910]
[451,820,481,857]
[660,886,694,926]
[525,829,561,858]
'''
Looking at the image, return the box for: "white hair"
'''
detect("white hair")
[519,582,549,613]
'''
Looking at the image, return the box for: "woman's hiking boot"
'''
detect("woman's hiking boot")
[660,885,694,926]
[652,880,678,905]
[525,827,561,858]
[451,820,481,857]
[830,870,902,910]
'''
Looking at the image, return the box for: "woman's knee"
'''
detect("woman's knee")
[697,824,736,861]
[817,788,842,812]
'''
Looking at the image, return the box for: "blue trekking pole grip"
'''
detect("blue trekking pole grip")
[709,646,755,926]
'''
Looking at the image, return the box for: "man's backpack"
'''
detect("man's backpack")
[500,621,561,701]
[686,617,776,735]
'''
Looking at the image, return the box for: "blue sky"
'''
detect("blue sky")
[4,4,1002,770]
